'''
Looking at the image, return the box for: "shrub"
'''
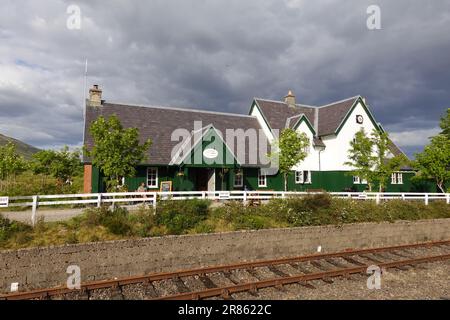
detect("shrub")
[0,215,32,243]
[232,214,270,230]
[100,206,132,235]
[79,206,132,235]
[155,199,210,234]
[129,206,156,237]
[212,201,250,223]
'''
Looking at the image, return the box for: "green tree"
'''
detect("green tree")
[0,142,27,192]
[344,129,376,191]
[440,108,450,139]
[84,115,152,191]
[371,130,408,192]
[414,134,450,193]
[32,147,82,186]
[271,128,309,191]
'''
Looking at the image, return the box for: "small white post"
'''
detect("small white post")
[447,194,450,205]
[375,193,380,205]
[202,191,206,200]
[31,195,38,226]
[97,194,102,208]
[282,192,286,199]
[425,194,429,206]
[152,193,157,209]
[401,193,405,201]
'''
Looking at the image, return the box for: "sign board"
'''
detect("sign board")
[160,181,173,192]
[0,196,9,208]
[203,148,219,159]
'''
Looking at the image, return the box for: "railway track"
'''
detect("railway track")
[1,240,449,300]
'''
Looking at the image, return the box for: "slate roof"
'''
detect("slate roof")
[84,103,269,166]
[254,97,358,137]
[84,95,408,166]
[254,96,406,159]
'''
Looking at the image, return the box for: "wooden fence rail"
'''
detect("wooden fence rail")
[1,191,449,226]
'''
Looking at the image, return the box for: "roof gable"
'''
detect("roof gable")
[253,98,316,133]
[84,102,265,165]
[171,125,241,167]
[290,114,316,135]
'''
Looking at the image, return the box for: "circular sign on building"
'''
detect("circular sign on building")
[203,148,219,159]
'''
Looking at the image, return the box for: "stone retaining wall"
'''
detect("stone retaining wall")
[1,218,449,293]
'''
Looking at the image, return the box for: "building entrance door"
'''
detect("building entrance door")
[195,169,216,191]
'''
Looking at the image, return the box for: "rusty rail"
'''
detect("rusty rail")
[1,239,449,300]
[157,253,450,300]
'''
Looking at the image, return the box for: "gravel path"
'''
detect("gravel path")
[1,208,85,224]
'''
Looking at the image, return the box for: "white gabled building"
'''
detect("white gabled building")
[250,90,412,191]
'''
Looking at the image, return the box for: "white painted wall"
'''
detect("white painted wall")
[252,100,384,172]
[250,104,275,142]
[320,101,378,171]
[292,120,320,171]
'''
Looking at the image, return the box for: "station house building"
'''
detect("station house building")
[83,85,416,193]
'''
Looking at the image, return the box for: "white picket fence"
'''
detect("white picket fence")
[2,191,450,226]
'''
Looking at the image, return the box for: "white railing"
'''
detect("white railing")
[2,191,449,226]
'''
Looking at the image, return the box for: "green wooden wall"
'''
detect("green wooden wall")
[91,165,437,193]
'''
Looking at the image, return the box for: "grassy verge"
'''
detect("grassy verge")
[1,194,449,250]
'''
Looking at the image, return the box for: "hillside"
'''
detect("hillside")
[0,133,40,159]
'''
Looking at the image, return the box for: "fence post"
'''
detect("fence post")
[375,193,380,205]
[97,194,102,208]
[31,195,38,226]
[152,193,157,210]
[425,194,429,206]
[202,191,206,200]
[447,194,450,205]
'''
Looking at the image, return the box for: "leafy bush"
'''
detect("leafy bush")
[155,199,210,234]
[80,206,132,235]
[129,206,156,237]
[0,214,32,243]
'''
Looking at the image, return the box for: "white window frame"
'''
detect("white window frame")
[234,170,243,187]
[397,173,403,184]
[391,172,403,185]
[295,171,304,184]
[304,170,311,184]
[391,173,396,184]
[353,176,360,184]
[147,167,158,188]
[258,169,267,187]
[295,170,311,184]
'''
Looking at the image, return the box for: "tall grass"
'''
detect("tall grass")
[1,195,449,250]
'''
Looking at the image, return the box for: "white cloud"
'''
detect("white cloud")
[0,0,448,155]
[390,128,441,147]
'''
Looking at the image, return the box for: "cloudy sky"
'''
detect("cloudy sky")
[0,0,449,157]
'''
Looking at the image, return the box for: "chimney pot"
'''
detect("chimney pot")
[89,85,102,107]
[284,90,296,107]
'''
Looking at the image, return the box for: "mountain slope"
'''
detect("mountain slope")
[0,133,40,159]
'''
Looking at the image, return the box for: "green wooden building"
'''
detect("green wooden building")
[83,85,428,193]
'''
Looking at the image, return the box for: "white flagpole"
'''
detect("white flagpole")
[82,58,88,144]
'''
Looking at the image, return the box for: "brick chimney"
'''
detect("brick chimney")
[284,90,296,107]
[88,84,102,107]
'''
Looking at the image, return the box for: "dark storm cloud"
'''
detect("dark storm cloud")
[0,0,449,157]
